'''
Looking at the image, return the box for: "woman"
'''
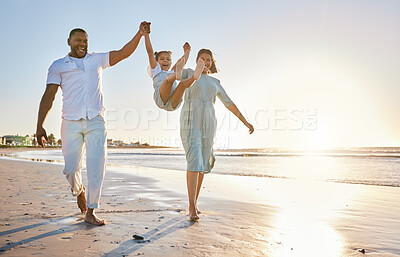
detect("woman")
[180,49,254,220]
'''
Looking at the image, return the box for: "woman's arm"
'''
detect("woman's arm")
[227,104,254,134]
[144,33,157,69]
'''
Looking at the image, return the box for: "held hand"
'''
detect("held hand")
[36,127,48,148]
[246,123,254,134]
[139,23,146,36]
[139,21,151,35]
[144,21,151,33]
[183,42,191,52]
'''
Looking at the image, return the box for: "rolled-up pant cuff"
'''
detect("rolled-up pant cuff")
[71,187,84,197]
[87,203,99,209]
[65,172,84,196]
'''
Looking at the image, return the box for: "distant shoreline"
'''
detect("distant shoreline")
[0,145,172,149]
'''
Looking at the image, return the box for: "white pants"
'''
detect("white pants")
[61,115,107,209]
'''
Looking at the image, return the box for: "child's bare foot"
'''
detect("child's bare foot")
[85,209,105,226]
[175,57,185,80]
[166,73,176,83]
[77,186,87,213]
[193,59,205,80]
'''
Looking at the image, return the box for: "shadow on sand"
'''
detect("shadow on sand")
[103,215,195,256]
[0,215,95,254]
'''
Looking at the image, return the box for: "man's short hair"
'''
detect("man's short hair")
[69,28,87,39]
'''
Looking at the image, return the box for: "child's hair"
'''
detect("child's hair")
[154,51,172,61]
[196,49,218,74]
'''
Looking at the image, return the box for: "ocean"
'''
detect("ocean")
[8,147,400,188]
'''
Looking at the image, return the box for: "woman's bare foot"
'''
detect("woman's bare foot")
[175,57,185,80]
[196,207,201,215]
[189,207,199,221]
[189,212,199,221]
[193,59,205,80]
[77,186,87,213]
[84,209,105,226]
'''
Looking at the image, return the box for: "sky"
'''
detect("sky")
[0,0,399,149]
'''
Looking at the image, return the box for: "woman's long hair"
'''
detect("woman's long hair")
[196,49,217,73]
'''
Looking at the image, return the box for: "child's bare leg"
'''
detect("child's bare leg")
[171,77,194,109]
[170,60,205,108]
[159,73,176,104]
[175,58,185,80]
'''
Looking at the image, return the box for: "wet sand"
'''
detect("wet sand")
[0,149,399,256]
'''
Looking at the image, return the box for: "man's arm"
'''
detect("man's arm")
[36,84,59,147]
[109,22,148,66]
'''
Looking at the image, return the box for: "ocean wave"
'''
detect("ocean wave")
[5,149,400,189]
[108,152,400,158]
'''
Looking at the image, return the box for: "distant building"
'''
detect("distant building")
[4,135,32,146]
[0,136,6,145]
[107,139,113,146]
[107,139,125,147]
[113,140,124,147]
[106,139,145,147]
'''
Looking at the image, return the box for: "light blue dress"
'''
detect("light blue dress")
[180,69,234,173]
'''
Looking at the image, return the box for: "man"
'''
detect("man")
[36,22,150,225]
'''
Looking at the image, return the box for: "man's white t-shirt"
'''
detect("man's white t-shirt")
[46,52,110,120]
[69,56,85,72]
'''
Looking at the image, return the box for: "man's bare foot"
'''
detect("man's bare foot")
[77,186,87,213]
[84,209,105,226]
[193,59,205,80]
[175,57,185,80]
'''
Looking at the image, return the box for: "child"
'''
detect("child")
[144,24,204,111]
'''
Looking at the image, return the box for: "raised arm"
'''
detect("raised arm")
[217,83,254,134]
[171,42,191,71]
[36,84,59,147]
[227,104,254,134]
[144,33,157,69]
[182,42,191,65]
[109,21,149,66]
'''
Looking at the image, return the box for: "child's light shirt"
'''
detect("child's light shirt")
[146,62,181,111]
[147,63,174,79]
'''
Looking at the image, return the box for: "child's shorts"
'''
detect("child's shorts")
[153,72,181,111]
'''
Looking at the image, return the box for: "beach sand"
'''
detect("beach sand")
[0,149,399,256]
